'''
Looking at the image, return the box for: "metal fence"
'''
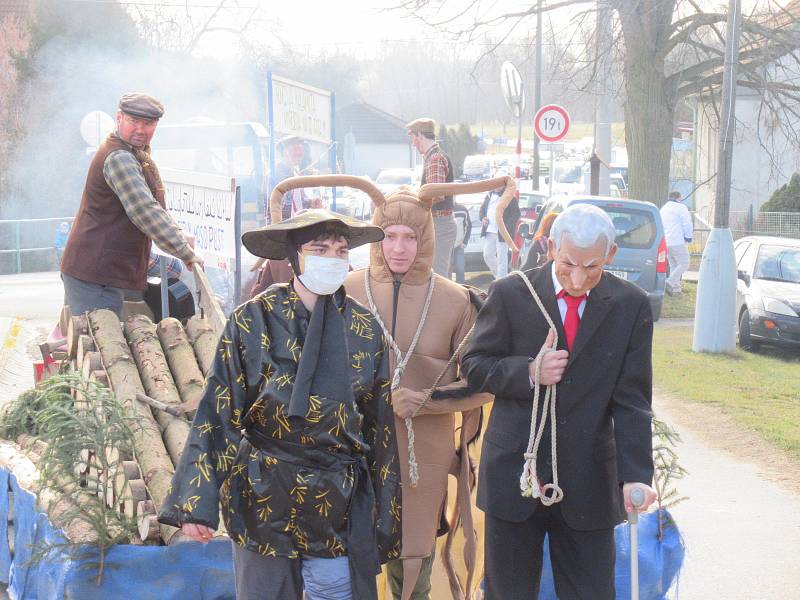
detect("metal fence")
[690,210,800,256]
[0,217,74,274]
[729,210,800,240]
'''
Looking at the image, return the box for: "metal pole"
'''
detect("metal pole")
[693,0,741,353]
[532,0,542,190]
[595,0,612,196]
[628,488,646,600]
[159,258,169,320]
[516,110,523,184]
[234,186,242,306]
[549,151,554,198]
[330,91,337,211]
[14,222,21,273]
[267,72,276,223]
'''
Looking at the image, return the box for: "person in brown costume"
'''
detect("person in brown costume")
[344,175,518,600]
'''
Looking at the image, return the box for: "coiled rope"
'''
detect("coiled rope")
[512,271,564,506]
[364,269,435,487]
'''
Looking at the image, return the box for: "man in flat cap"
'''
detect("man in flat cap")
[160,207,402,600]
[61,92,201,317]
[248,135,311,298]
[406,118,456,278]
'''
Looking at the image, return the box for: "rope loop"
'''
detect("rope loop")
[365,270,435,487]
[512,271,565,506]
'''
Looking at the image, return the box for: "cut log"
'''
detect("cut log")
[87,309,180,544]
[122,460,142,481]
[75,334,95,371]
[67,315,89,359]
[91,369,109,388]
[157,318,204,415]
[59,304,72,338]
[123,314,192,467]
[137,500,160,541]
[80,352,103,383]
[0,441,97,543]
[186,316,218,376]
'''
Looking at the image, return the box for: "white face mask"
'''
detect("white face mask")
[298,254,349,295]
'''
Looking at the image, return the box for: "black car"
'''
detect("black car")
[735,236,800,351]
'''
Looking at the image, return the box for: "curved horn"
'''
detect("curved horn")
[268,175,386,224]
[418,176,519,251]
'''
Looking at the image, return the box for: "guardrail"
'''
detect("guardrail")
[0,217,74,274]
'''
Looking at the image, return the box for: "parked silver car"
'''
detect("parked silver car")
[735,235,800,351]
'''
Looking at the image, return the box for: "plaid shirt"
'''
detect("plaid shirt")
[423,144,450,205]
[423,144,449,184]
[103,148,195,262]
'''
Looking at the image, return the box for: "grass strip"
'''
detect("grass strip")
[653,325,800,460]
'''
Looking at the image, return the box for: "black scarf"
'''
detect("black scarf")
[284,290,382,599]
[287,290,352,419]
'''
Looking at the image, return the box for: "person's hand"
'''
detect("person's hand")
[392,387,426,419]
[528,328,568,386]
[482,217,489,226]
[181,522,215,543]
[184,254,204,273]
[251,257,266,272]
[622,482,657,514]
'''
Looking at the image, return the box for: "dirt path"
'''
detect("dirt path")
[655,392,800,599]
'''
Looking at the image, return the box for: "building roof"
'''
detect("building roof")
[335,101,409,145]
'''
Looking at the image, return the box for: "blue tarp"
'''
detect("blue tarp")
[1,465,683,599]
[0,468,235,600]
[538,509,684,599]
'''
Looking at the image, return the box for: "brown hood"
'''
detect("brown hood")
[370,186,435,286]
[369,175,518,286]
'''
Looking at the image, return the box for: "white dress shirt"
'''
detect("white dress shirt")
[551,262,588,321]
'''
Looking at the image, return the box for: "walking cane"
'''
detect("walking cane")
[628,487,646,600]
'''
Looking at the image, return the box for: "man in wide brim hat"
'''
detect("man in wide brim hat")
[242,208,384,262]
[161,202,401,600]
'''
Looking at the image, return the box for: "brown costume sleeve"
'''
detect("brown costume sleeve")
[418,297,493,415]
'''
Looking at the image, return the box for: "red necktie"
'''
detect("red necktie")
[558,290,586,352]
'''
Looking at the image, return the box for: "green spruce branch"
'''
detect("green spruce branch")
[1,373,145,585]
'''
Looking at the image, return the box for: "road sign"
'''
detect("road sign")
[534,104,570,143]
[79,110,114,147]
[501,61,525,118]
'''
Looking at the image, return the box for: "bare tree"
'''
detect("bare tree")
[126,0,261,54]
[393,0,800,206]
[0,15,31,190]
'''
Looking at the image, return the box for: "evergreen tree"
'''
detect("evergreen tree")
[760,173,800,212]
[438,123,479,180]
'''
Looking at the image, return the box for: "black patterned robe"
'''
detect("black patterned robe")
[159,284,401,564]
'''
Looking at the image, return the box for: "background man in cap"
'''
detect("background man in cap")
[249,135,310,297]
[276,135,309,220]
[160,208,401,600]
[60,92,201,317]
[406,118,457,278]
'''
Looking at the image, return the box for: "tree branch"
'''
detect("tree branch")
[662,12,726,57]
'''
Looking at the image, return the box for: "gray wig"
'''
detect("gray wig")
[550,203,617,255]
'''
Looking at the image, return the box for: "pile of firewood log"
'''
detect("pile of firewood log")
[0,268,228,547]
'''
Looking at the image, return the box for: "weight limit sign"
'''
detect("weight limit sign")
[534,104,570,143]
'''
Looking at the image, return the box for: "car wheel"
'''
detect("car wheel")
[738,310,760,352]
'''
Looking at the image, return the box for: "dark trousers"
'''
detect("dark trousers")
[483,506,615,600]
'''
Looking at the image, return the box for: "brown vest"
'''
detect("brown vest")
[61,134,165,291]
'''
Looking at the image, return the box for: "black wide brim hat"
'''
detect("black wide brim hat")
[242,209,384,260]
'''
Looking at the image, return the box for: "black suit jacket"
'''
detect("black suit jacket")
[463,263,654,531]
